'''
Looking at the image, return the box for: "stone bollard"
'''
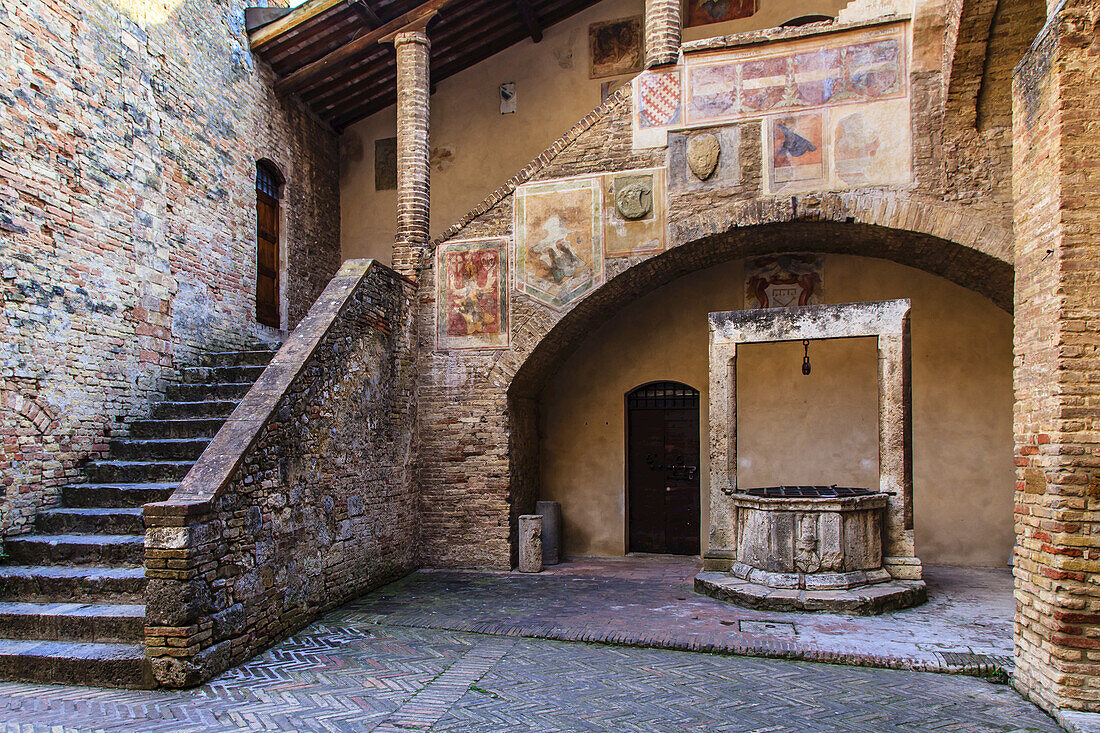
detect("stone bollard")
[536,501,561,565]
[518,515,543,573]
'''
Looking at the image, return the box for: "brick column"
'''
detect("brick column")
[1012,0,1100,716]
[393,29,431,279]
[644,0,681,68]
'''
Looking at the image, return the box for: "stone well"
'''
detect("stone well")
[696,485,926,613]
[697,300,927,614]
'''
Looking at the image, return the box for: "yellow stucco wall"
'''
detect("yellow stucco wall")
[339,0,849,262]
[539,254,1014,567]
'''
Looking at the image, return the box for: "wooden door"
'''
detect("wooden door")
[627,382,701,555]
[256,189,279,328]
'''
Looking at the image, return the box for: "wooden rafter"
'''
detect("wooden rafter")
[250,0,604,127]
[274,0,453,96]
[351,0,384,27]
[514,0,543,42]
[250,0,351,49]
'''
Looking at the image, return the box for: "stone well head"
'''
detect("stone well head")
[703,300,920,584]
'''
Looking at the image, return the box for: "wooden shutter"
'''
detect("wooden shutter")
[256,188,280,328]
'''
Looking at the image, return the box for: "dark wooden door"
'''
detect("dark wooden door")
[627,382,701,555]
[256,189,279,328]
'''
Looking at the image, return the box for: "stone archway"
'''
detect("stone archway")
[417,203,1013,571]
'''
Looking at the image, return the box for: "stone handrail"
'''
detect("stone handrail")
[142,259,417,687]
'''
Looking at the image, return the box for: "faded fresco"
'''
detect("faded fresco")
[683,33,905,126]
[374,137,397,191]
[603,168,666,257]
[514,178,604,310]
[745,253,824,309]
[589,16,643,79]
[634,23,912,190]
[686,0,755,27]
[765,98,911,193]
[436,239,510,350]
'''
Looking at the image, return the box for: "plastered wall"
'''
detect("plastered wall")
[339,0,848,263]
[539,254,1014,567]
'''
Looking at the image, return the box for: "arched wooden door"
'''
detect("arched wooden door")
[255,163,281,328]
[627,382,701,555]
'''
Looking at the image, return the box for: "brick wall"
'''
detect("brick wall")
[143,261,416,687]
[416,20,1016,569]
[938,0,1046,222]
[0,0,340,537]
[1012,0,1100,714]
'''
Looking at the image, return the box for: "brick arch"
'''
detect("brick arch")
[944,0,1047,128]
[495,199,1012,400]
[1,389,56,436]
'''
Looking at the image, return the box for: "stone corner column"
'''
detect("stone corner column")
[392,28,431,280]
[704,337,736,572]
[1011,0,1100,716]
[644,0,681,69]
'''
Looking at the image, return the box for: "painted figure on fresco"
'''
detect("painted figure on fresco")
[834,112,881,184]
[529,215,587,287]
[745,253,823,308]
[589,17,643,79]
[445,249,501,336]
[686,0,755,27]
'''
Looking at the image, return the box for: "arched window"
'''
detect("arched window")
[255,161,282,328]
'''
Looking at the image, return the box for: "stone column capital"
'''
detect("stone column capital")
[393,28,431,48]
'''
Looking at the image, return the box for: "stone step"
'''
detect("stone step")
[130,417,225,439]
[0,602,145,643]
[202,349,278,367]
[180,364,266,384]
[0,639,151,688]
[109,437,210,461]
[63,482,176,508]
[36,507,144,535]
[165,381,253,401]
[4,534,144,566]
[151,399,239,420]
[0,566,146,604]
[85,459,193,484]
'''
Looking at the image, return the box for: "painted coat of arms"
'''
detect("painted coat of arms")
[745,254,823,309]
[436,239,509,349]
[514,177,604,310]
[637,69,682,128]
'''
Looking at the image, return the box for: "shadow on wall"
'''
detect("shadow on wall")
[534,254,1014,568]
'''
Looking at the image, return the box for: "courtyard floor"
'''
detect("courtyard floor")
[0,557,1059,732]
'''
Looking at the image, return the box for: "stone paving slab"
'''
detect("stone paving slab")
[347,557,1015,678]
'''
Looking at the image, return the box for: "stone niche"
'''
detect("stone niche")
[695,300,927,614]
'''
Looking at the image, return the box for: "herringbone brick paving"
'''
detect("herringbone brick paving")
[0,559,1058,732]
[0,624,1057,733]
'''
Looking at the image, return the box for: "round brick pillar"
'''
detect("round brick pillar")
[644,0,681,68]
[393,29,431,279]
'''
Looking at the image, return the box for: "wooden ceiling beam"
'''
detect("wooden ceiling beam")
[274,0,452,96]
[322,7,523,121]
[249,0,349,50]
[514,0,543,43]
[299,0,494,105]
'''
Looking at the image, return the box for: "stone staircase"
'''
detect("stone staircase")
[0,347,277,687]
